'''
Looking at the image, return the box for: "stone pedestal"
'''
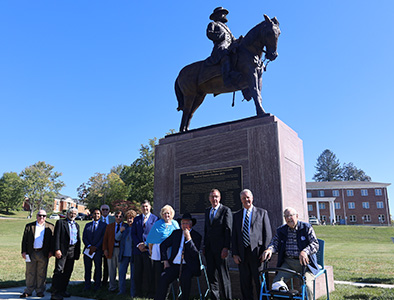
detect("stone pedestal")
[153,115,308,233]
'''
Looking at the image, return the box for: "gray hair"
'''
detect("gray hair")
[283,207,298,215]
[240,189,253,197]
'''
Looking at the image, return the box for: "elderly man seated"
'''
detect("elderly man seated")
[154,213,202,300]
[263,207,319,300]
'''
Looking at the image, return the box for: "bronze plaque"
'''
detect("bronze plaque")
[179,166,243,214]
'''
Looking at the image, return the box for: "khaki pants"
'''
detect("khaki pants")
[107,247,120,291]
[25,250,49,294]
[273,257,315,300]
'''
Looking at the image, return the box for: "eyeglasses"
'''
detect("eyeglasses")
[37,214,46,217]
[284,214,296,218]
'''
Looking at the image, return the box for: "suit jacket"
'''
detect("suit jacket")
[232,206,272,261]
[102,222,126,258]
[160,229,202,276]
[54,218,81,260]
[21,221,55,257]
[204,204,232,253]
[131,213,159,255]
[83,220,107,255]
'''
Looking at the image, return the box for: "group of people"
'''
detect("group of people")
[20,188,319,300]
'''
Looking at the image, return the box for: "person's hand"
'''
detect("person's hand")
[221,248,229,259]
[120,226,125,233]
[137,243,147,252]
[233,255,241,264]
[163,260,170,269]
[48,251,53,258]
[89,246,97,255]
[263,249,272,261]
[21,252,26,260]
[299,250,309,266]
[55,250,62,259]
[104,249,109,258]
[183,229,191,241]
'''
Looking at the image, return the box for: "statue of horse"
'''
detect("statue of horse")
[175,14,280,132]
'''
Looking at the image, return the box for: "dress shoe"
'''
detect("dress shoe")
[36,292,45,297]
[50,293,63,300]
[61,291,71,298]
[20,293,31,298]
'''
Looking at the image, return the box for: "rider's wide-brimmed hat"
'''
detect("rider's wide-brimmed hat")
[210,7,229,20]
[177,212,197,226]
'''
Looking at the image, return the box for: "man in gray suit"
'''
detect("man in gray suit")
[204,189,232,300]
[232,189,272,300]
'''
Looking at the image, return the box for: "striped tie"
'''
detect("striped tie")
[242,210,250,247]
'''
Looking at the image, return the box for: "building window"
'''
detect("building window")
[377,202,384,209]
[308,204,313,211]
[347,190,354,196]
[378,214,385,223]
[362,202,370,209]
[363,215,371,222]
[318,190,325,197]
[348,202,355,209]
[349,215,357,222]
[334,202,341,209]
[375,189,382,196]
[361,189,368,196]
[307,192,312,198]
[332,190,340,197]
[335,215,341,223]
[319,203,326,210]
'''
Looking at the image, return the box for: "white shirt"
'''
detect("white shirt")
[173,234,186,264]
[34,222,45,249]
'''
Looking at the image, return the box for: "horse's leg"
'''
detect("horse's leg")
[185,93,206,131]
[179,96,195,132]
[248,69,266,115]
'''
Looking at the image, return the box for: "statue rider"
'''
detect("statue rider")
[206,7,240,88]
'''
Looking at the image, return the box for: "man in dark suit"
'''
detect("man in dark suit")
[100,204,114,285]
[232,189,272,300]
[204,189,232,300]
[20,209,54,298]
[131,200,158,297]
[82,208,107,291]
[51,207,81,300]
[154,213,202,300]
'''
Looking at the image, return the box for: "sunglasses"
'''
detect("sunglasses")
[37,214,46,217]
[102,209,109,211]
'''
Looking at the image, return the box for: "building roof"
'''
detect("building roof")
[306,181,390,190]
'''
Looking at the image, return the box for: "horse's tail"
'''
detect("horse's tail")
[175,77,184,111]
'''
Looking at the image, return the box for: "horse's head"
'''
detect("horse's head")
[262,14,280,61]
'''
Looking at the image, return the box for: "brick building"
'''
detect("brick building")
[53,194,87,213]
[306,181,391,226]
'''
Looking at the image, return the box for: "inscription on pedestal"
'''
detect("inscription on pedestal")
[179,166,243,214]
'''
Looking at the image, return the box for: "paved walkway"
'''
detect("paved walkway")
[334,280,394,289]
[0,283,94,300]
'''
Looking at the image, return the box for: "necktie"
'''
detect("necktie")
[116,223,120,233]
[242,210,250,247]
[143,215,147,228]
[210,208,215,224]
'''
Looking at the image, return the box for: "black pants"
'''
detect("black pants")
[134,252,154,297]
[154,264,196,300]
[83,251,102,289]
[206,249,232,300]
[52,246,76,294]
[238,246,261,300]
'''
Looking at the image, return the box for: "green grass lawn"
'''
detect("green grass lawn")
[1,214,394,299]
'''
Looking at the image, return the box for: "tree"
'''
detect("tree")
[341,162,371,181]
[312,149,342,182]
[0,172,25,213]
[120,138,157,204]
[78,172,129,211]
[20,161,64,218]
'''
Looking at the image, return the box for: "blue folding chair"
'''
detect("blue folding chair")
[313,239,329,300]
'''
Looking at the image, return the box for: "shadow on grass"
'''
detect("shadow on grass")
[0,210,17,216]
[344,295,370,299]
[68,281,133,300]
[0,279,25,289]
[352,277,394,284]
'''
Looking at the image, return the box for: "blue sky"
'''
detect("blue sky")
[1,1,393,214]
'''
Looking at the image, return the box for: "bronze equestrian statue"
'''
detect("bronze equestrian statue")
[175,11,280,132]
